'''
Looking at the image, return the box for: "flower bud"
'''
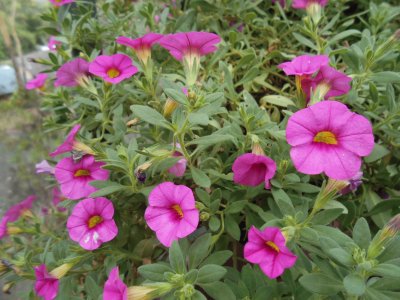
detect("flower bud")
[127,283,173,300]
[127,118,140,126]
[73,141,95,156]
[2,282,13,294]
[49,263,73,279]
[200,212,210,221]
[163,99,179,117]
[306,2,323,24]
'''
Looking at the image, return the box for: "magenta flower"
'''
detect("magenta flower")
[34,264,59,300]
[159,32,221,61]
[116,33,163,63]
[232,153,277,189]
[35,160,55,174]
[54,155,109,200]
[145,182,199,247]
[286,101,374,180]
[292,0,329,10]
[25,73,48,90]
[278,54,329,77]
[244,226,297,279]
[48,36,61,51]
[67,197,118,250]
[103,266,127,300]
[4,195,36,222]
[54,58,90,88]
[49,124,81,157]
[49,0,74,7]
[89,54,138,84]
[52,187,67,212]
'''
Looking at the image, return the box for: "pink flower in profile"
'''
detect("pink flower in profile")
[244,226,297,279]
[54,155,109,200]
[67,197,118,250]
[159,32,221,61]
[278,54,329,77]
[52,187,67,212]
[4,195,36,222]
[232,153,277,189]
[103,266,127,300]
[34,264,59,300]
[54,58,90,87]
[49,124,81,157]
[35,160,55,174]
[89,54,138,84]
[145,182,199,247]
[116,33,163,63]
[48,36,61,51]
[292,0,329,10]
[25,73,48,90]
[286,101,374,180]
[49,0,74,7]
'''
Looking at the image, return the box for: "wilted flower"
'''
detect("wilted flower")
[145,182,199,247]
[54,155,109,200]
[35,160,55,174]
[67,197,118,250]
[286,101,374,180]
[244,226,297,279]
[116,33,163,64]
[339,171,363,195]
[89,54,138,84]
[48,36,61,51]
[54,58,90,87]
[103,266,127,300]
[25,73,48,90]
[49,0,74,7]
[34,265,59,300]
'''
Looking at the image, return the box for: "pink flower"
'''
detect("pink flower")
[49,0,74,7]
[103,266,127,300]
[159,32,221,61]
[292,0,329,10]
[286,101,374,180]
[89,54,138,84]
[52,187,67,212]
[168,144,187,177]
[25,73,48,90]
[4,195,36,222]
[278,54,329,77]
[54,58,90,87]
[116,33,163,63]
[36,160,55,174]
[182,87,188,96]
[67,197,118,250]
[0,217,10,239]
[145,182,199,247]
[232,153,277,189]
[54,155,109,200]
[49,124,81,157]
[48,36,61,51]
[34,264,59,300]
[244,226,297,279]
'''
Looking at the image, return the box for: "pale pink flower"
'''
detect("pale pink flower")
[36,160,55,174]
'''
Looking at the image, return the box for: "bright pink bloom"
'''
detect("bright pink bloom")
[36,160,55,174]
[278,55,329,76]
[4,195,36,222]
[49,124,81,157]
[54,58,90,87]
[232,153,277,189]
[49,0,74,7]
[286,101,374,180]
[244,226,297,279]
[89,54,138,84]
[292,0,329,9]
[52,187,67,212]
[103,266,127,300]
[116,33,163,63]
[54,155,109,200]
[25,73,48,90]
[67,197,118,250]
[34,264,59,300]
[159,32,221,61]
[145,182,199,247]
[48,36,61,51]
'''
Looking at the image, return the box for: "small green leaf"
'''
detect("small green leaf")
[353,218,371,249]
[197,264,227,284]
[200,250,232,267]
[372,264,400,278]
[169,241,186,274]
[131,105,170,128]
[261,95,295,107]
[138,263,172,281]
[365,144,390,163]
[199,281,236,300]
[343,274,366,296]
[190,167,211,188]
[299,273,343,295]
[188,233,212,269]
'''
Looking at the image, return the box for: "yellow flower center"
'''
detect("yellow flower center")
[106,68,120,78]
[313,131,338,145]
[74,169,91,177]
[265,241,280,253]
[88,215,103,229]
[172,205,184,219]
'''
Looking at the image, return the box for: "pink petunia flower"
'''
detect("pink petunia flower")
[49,124,81,157]
[292,0,329,10]
[0,217,10,239]
[49,0,74,7]
[34,264,59,300]
[145,182,199,247]
[52,187,67,212]
[244,226,297,279]
[54,58,90,88]
[103,266,127,300]
[67,197,118,250]
[286,101,374,180]
[168,144,187,177]
[48,36,61,51]
[4,195,36,222]
[89,54,138,84]
[278,54,329,77]
[25,73,48,90]
[54,155,109,200]
[36,160,55,174]
[116,33,163,63]
[232,153,277,189]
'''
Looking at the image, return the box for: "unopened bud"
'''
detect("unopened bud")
[2,282,13,294]
[7,226,22,235]
[127,283,173,300]
[386,214,400,236]
[49,263,73,279]
[127,118,140,126]
[163,99,179,117]
[73,141,95,156]
[200,212,210,221]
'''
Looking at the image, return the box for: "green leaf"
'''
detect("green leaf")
[188,112,209,126]
[261,95,295,107]
[164,87,189,105]
[188,234,212,269]
[89,182,127,197]
[370,72,400,84]
[187,134,234,147]
[200,250,233,267]
[312,208,344,225]
[271,189,295,216]
[190,167,211,188]
[343,274,366,296]
[199,281,236,300]
[299,273,343,295]
[169,241,186,274]
[353,218,371,249]
[138,263,172,281]
[225,215,241,241]
[84,276,102,299]
[367,199,400,216]
[328,29,361,45]
[372,264,400,278]
[365,144,390,163]
[292,33,317,50]
[197,264,227,284]
[192,290,207,300]
[328,248,354,266]
[131,105,170,128]
[225,200,247,214]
